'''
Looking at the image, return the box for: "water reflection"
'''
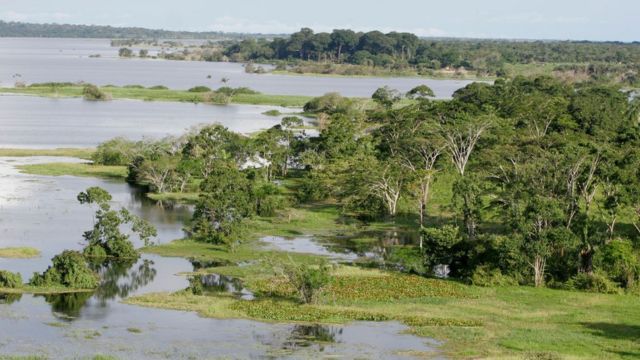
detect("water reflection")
[34,257,158,319]
[189,273,254,300]
[284,324,341,348]
[0,292,22,305]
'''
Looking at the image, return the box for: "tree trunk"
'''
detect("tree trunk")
[533,255,546,287]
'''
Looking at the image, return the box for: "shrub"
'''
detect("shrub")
[123,84,145,89]
[262,109,281,116]
[202,91,230,104]
[303,92,353,114]
[188,86,212,93]
[566,271,621,294]
[92,137,136,165]
[0,270,22,288]
[30,250,99,289]
[83,84,109,101]
[470,265,518,287]
[148,85,168,90]
[282,261,332,304]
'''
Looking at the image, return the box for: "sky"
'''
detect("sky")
[0,0,638,42]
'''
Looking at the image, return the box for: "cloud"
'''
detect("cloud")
[1,10,72,22]
[206,16,446,36]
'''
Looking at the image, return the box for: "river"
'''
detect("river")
[0,37,473,98]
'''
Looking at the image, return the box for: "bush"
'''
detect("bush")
[470,265,518,287]
[0,270,22,288]
[123,84,145,89]
[202,91,230,104]
[566,271,621,294]
[92,137,137,165]
[216,86,259,95]
[83,84,109,101]
[262,109,281,116]
[148,85,169,90]
[282,262,332,304]
[303,92,353,114]
[30,250,99,289]
[188,86,212,93]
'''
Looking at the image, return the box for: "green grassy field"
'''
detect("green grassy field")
[0,148,94,159]
[0,85,313,107]
[0,247,40,259]
[16,162,127,179]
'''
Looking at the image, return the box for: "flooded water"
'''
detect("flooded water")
[0,95,298,148]
[0,157,439,358]
[0,37,474,98]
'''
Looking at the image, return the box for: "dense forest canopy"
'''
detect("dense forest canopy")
[91,76,640,293]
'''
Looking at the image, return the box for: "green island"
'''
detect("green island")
[0,84,315,107]
[5,76,640,359]
[0,247,41,259]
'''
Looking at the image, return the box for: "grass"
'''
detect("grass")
[0,247,41,259]
[16,162,127,179]
[0,85,313,107]
[0,285,94,295]
[0,148,94,159]
[126,264,640,359]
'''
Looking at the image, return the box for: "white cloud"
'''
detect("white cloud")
[205,16,446,36]
[1,10,72,22]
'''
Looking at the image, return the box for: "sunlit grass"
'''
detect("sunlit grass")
[0,247,41,259]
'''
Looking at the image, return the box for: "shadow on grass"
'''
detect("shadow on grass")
[581,322,640,342]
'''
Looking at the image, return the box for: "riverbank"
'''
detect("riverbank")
[0,85,315,107]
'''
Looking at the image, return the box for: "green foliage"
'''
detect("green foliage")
[421,225,462,270]
[303,92,353,114]
[78,187,157,258]
[187,86,212,93]
[29,250,99,289]
[0,270,22,288]
[565,271,621,294]
[82,84,108,101]
[470,265,518,287]
[280,260,332,304]
[596,239,640,288]
[190,162,253,245]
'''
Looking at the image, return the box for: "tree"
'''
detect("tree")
[30,250,99,289]
[406,85,435,100]
[190,162,253,244]
[118,47,133,57]
[78,187,157,259]
[330,29,358,61]
[372,86,402,109]
[442,117,490,177]
[421,225,462,273]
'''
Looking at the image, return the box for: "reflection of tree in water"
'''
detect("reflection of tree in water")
[189,274,244,294]
[0,292,22,305]
[91,258,157,303]
[41,291,93,318]
[39,258,157,319]
[284,324,341,349]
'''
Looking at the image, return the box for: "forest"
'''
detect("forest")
[87,76,640,292]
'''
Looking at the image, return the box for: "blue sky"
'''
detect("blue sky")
[0,0,638,41]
